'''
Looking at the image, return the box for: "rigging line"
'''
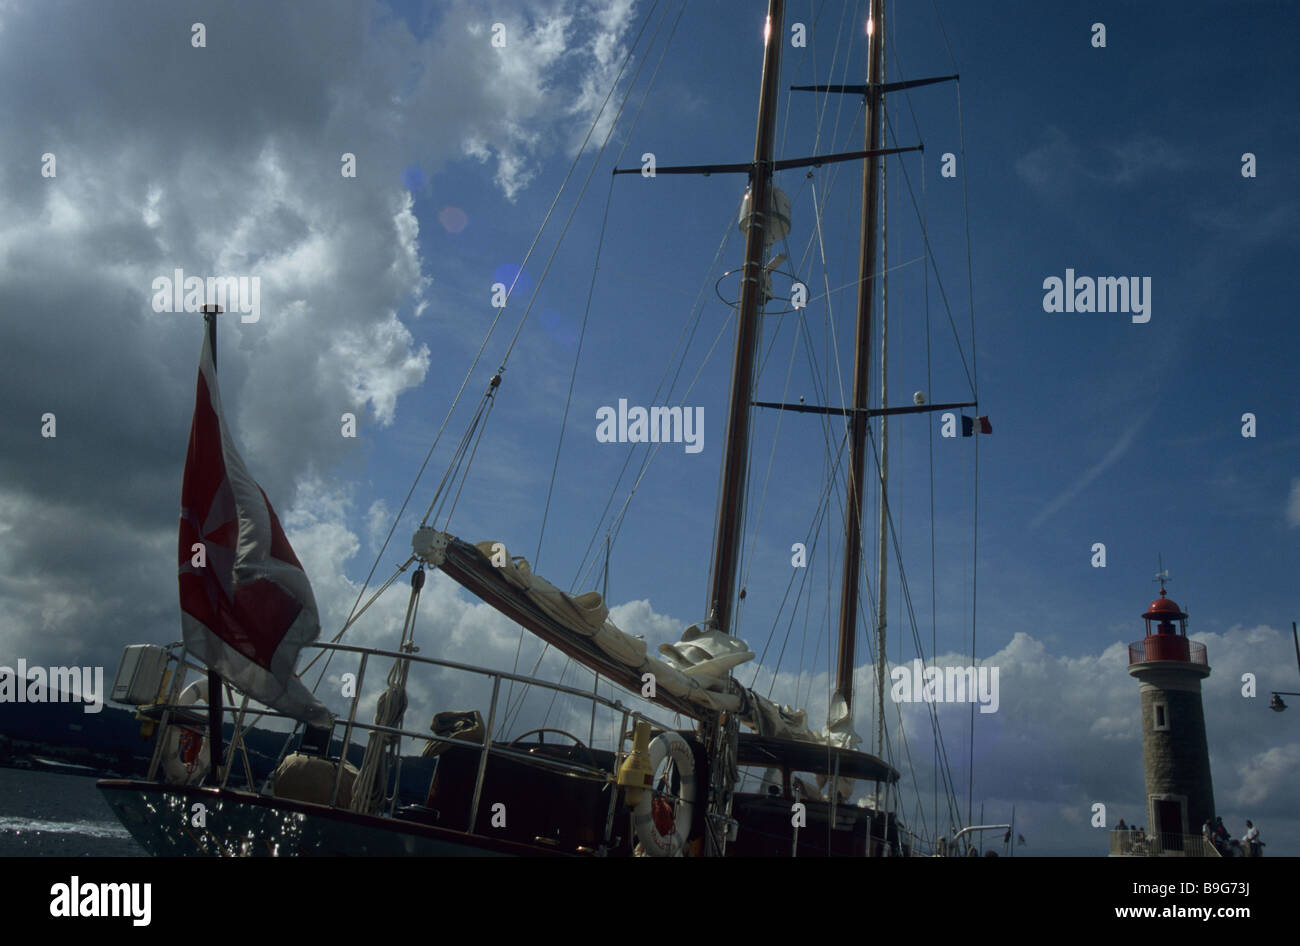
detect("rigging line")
[792,304,837,708]
[789,560,817,702]
[786,99,865,283]
[885,5,951,836]
[537,653,573,736]
[794,307,849,709]
[956,83,979,400]
[807,177,852,444]
[421,385,493,526]
[777,0,832,161]
[857,536,960,844]
[508,0,687,727]
[611,143,862,611]
[854,585,930,841]
[792,486,820,705]
[747,359,828,682]
[302,556,416,692]
[728,327,765,635]
[531,176,613,569]
[488,0,666,376]
[864,422,966,834]
[478,0,686,722]
[922,140,941,841]
[239,577,421,786]
[815,0,863,180]
[246,556,417,742]
[876,34,889,758]
[735,269,804,621]
[873,12,967,389]
[967,391,980,829]
[533,0,685,571]
[438,393,499,530]
[794,300,847,531]
[574,258,740,591]
[350,0,669,641]
[927,0,961,74]
[569,206,740,593]
[860,543,964,843]
[756,115,864,382]
[801,255,926,306]
[749,327,856,697]
[502,637,556,737]
[583,0,861,671]
[880,108,974,400]
[336,384,489,649]
[955,69,983,836]
[494,0,677,378]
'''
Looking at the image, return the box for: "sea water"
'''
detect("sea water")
[0,768,144,856]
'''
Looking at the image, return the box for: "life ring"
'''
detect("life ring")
[632,732,695,856]
[162,680,211,785]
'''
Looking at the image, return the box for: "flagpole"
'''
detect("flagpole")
[200,303,226,778]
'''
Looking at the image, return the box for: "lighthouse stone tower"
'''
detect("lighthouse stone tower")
[1126,580,1215,848]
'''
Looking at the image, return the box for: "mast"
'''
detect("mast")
[833,0,885,738]
[705,0,785,636]
[700,0,784,857]
[199,303,225,776]
[875,137,889,756]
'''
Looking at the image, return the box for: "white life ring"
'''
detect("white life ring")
[162,679,211,785]
[632,732,695,857]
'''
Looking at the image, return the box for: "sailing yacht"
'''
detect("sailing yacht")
[98,0,992,857]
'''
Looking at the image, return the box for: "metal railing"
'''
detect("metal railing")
[1109,829,1216,856]
[140,640,678,847]
[1127,639,1207,666]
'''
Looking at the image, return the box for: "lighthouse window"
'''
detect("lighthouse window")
[1153,703,1169,731]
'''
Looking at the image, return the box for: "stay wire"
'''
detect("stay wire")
[498,0,683,731]
[534,0,687,573]
[329,0,670,697]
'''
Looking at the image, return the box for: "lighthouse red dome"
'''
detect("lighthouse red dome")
[1142,589,1187,622]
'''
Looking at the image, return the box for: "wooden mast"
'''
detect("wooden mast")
[833,0,885,739]
[701,0,784,856]
[705,0,785,637]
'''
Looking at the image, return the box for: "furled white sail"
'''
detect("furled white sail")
[463,539,839,746]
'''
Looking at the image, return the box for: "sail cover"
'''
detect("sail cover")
[177,331,331,726]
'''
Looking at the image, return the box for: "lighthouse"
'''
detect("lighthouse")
[1127,573,1215,851]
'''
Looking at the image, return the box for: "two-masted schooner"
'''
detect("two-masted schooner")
[98,0,993,857]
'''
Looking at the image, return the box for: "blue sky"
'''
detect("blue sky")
[1,0,1297,856]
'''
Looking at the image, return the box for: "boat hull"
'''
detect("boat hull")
[96,779,562,856]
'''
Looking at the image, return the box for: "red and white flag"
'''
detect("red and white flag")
[178,331,331,725]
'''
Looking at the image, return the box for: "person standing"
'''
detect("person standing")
[1243,820,1261,857]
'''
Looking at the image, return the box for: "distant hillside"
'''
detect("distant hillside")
[0,680,439,800]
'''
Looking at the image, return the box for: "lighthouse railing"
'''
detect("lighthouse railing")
[1127,639,1207,666]
[1109,829,1218,857]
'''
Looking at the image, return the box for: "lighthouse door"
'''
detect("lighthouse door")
[1154,799,1184,851]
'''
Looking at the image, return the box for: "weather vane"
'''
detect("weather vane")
[1153,553,1171,593]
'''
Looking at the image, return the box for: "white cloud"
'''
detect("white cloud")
[0,0,646,675]
[1286,478,1300,527]
[1231,743,1300,808]
[1017,127,1192,195]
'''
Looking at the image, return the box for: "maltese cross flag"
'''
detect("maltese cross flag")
[178,331,331,726]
